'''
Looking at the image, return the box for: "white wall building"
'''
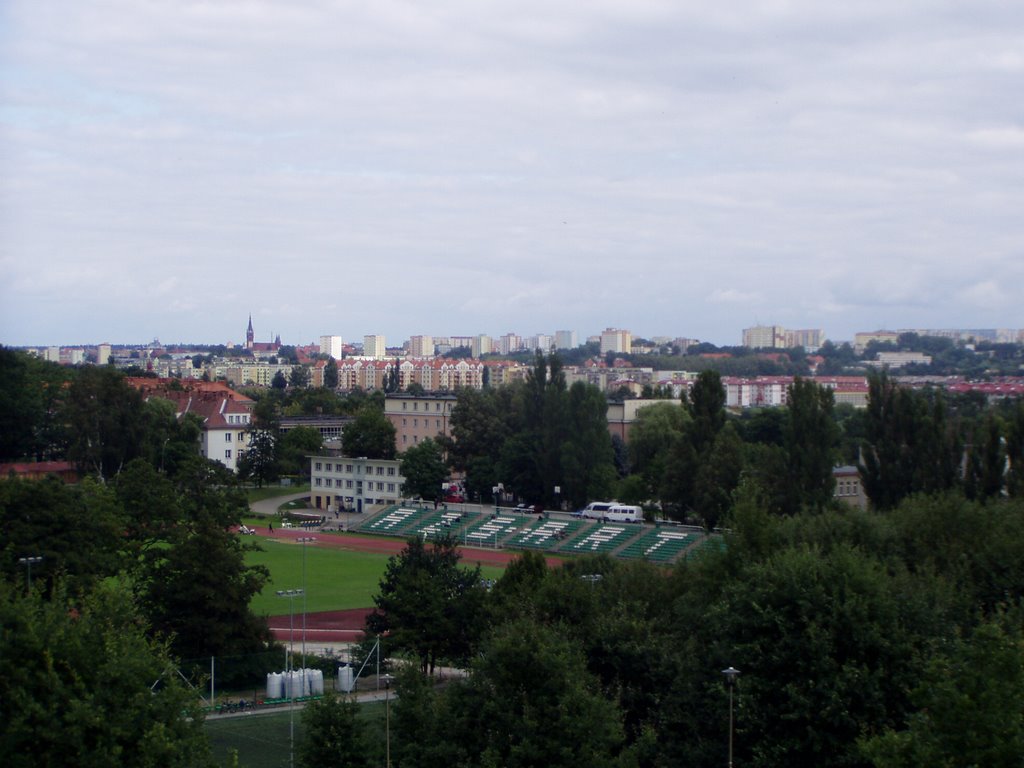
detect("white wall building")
[555,330,578,350]
[319,335,343,359]
[363,335,386,359]
[600,328,632,355]
[309,456,405,514]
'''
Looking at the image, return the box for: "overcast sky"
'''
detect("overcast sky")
[2,1,1022,348]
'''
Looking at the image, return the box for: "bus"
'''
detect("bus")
[577,501,642,523]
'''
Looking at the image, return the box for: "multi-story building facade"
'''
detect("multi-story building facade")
[498,333,523,355]
[600,328,632,355]
[319,335,343,359]
[554,330,578,350]
[309,455,405,514]
[853,330,900,353]
[742,325,786,350]
[408,335,434,357]
[471,335,493,358]
[384,393,457,452]
[363,335,386,359]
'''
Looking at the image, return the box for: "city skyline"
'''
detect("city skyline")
[3,2,1023,347]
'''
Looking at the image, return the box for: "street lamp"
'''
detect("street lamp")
[722,666,740,768]
[18,556,43,591]
[277,588,304,768]
[296,537,317,666]
[383,673,394,768]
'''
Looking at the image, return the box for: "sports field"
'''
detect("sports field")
[247,532,507,618]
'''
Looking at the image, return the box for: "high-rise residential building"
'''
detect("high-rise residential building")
[527,334,553,353]
[471,335,493,358]
[96,343,112,366]
[784,329,825,352]
[363,335,386,359]
[555,330,578,350]
[409,335,434,357]
[498,333,522,355]
[853,330,899,353]
[600,328,632,355]
[742,325,786,349]
[319,335,343,359]
[45,346,61,363]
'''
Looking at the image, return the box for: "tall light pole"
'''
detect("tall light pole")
[383,673,393,768]
[296,537,317,666]
[722,666,740,768]
[277,588,303,768]
[18,556,43,591]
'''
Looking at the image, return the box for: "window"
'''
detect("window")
[413,418,418,427]
[413,402,418,411]
[225,433,232,442]
[377,482,384,491]
[325,478,332,487]
[238,432,245,441]
[402,435,407,444]
[436,403,441,411]
[376,467,384,476]
[325,463,332,472]
[402,402,407,411]
[315,478,322,487]
[388,467,396,476]
[315,462,322,471]
[436,419,440,428]
[346,480,353,489]
[402,418,407,426]
[346,464,353,473]
[388,483,395,492]
[225,450,232,459]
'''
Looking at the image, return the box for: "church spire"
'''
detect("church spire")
[246,314,254,349]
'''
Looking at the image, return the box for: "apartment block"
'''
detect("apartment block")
[599,328,632,355]
[363,335,386,359]
[319,335,343,359]
[384,393,457,452]
[408,335,435,357]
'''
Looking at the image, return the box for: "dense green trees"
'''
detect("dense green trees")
[343,404,397,459]
[0,579,214,768]
[399,438,447,501]
[447,351,616,508]
[365,535,485,674]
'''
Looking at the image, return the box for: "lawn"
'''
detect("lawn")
[245,484,311,503]
[247,538,505,616]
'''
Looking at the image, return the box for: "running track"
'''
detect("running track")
[257,525,563,643]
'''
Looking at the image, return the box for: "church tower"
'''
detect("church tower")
[246,315,254,350]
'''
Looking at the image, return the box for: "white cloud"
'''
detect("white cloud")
[2,0,1023,346]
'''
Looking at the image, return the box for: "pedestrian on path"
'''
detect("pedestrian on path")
[268,521,273,534]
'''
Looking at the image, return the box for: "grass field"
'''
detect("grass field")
[247,538,505,616]
[245,484,311,503]
[206,701,387,768]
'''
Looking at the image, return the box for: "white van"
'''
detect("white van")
[578,502,642,523]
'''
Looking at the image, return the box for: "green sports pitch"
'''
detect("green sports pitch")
[246,538,505,616]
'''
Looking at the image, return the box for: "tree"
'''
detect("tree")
[628,402,689,503]
[965,412,1006,501]
[782,377,840,513]
[400,438,447,501]
[559,382,617,509]
[138,524,272,683]
[271,370,288,390]
[0,348,69,461]
[342,404,396,460]
[861,615,1024,768]
[0,476,125,594]
[277,426,323,478]
[239,427,278,487]
[1007,401,1024,498]
[859,371,962,510]
[299,693,371,768]
[290,364,311,389]
[692,423,744,529]
[323,357,339,390]
[366,535,485,674]
[430,617,626,768]
[62,366,146,479]
[0,579,214,768]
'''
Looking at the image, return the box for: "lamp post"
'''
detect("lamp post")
[296,537,317,666]
[383,673,393,768]
[277,588,303,768]
[722,666,740,768]
[18,556,43,591]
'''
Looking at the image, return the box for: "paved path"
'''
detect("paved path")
[249,491,311,517]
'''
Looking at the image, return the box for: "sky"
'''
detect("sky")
[2,1,1022,349]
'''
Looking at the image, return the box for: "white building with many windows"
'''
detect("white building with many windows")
[309,455,405,514]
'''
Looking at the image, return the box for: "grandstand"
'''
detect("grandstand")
[682,534,726,561]
[508,519,584,550]
[618,528,699,563]
[357,505,433,535]
[462,515,523,548]
[408,510,479,540]
[568,524,638,555]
